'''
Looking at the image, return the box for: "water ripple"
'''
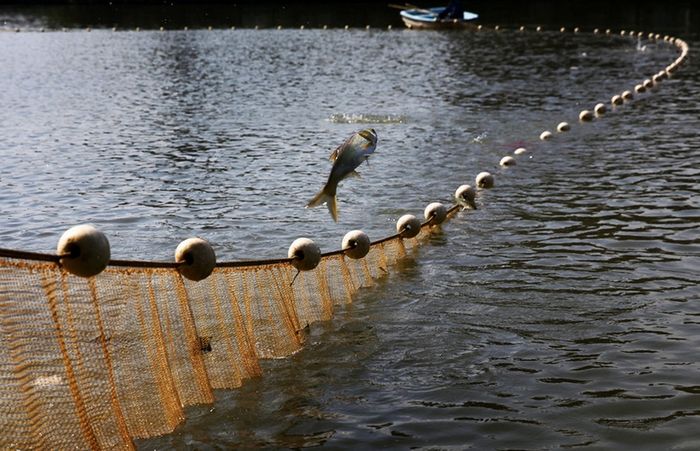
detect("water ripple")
[1,28,699,450]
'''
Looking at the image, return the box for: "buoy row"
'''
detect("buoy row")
[51,183,472,281]
[495,26,688,182]
[0,24,641,34]
[8,24,397,33]
[427,20,680,236]
[7,24,688,287]
[50,170,494,281]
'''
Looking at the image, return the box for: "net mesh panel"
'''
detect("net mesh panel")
[0,32,687,449]
[0,232,422,449]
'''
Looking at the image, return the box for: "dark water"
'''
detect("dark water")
[1,22,699,450]
[1,2,699,34]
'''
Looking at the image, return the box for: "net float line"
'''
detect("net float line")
[0,25,689,450]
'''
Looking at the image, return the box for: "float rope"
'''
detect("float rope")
[0,26,689,281]
[0,24,690,450]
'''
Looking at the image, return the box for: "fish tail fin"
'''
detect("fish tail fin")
[306,186,339,222]
[327,194,339,222]
[306,188,329,209]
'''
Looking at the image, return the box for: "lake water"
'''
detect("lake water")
[1,24,699,450]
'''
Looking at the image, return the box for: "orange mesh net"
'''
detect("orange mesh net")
[0,27,689,451]
[0,231,422,449]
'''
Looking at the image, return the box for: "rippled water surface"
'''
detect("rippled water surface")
[1,27,699,449]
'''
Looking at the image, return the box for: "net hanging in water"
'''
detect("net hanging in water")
[0,24,689,450]
[0,225,432,450]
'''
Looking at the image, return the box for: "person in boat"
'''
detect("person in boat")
[437,0,465,20]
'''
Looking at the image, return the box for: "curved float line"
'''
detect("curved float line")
[0,24,690,449]
[0,27,690,274]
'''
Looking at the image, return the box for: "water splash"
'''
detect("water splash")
[473,131,489,143]
[327,113,408,124]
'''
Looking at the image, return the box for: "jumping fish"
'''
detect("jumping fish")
[306,128,378,222]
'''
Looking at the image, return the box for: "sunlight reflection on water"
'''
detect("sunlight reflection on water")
[1,26,699,450]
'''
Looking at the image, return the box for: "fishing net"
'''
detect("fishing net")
[0,228,427,450]
[0,25,688,450]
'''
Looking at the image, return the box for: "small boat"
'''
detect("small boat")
[400,7,478,30]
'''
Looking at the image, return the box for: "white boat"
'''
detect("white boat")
[400,6,479,29]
